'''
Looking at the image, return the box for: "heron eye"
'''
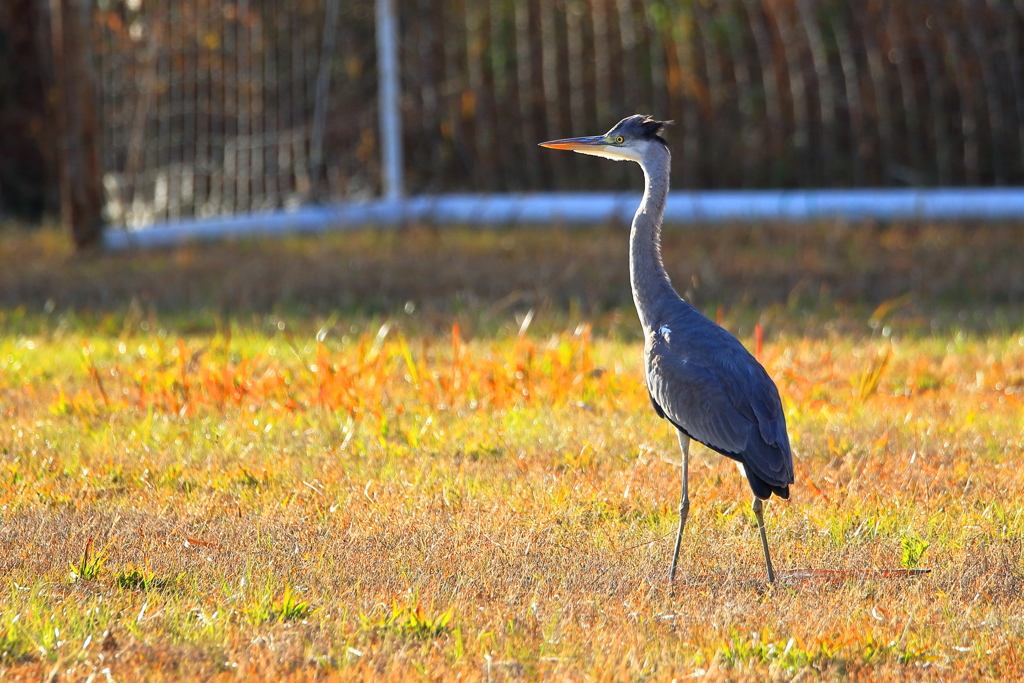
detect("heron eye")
[615,136,624,144]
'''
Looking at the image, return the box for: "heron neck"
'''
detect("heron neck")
[630,145,676,331]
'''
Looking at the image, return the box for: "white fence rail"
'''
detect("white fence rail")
[104,188,1024,250]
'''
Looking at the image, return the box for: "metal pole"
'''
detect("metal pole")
[376,0,403,200]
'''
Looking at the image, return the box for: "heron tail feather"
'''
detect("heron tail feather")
[747,471,790,500]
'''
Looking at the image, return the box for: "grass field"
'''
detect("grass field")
[2,223,1024,681]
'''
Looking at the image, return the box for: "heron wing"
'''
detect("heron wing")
[646,348,748,454]
[645,331,793,487]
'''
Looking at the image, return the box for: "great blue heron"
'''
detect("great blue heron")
[540,115,794,583]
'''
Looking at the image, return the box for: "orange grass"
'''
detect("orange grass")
[2,226,1024,681]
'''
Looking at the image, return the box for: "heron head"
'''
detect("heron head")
[539,115,671,162]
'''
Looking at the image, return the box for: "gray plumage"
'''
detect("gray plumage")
[645,306,793,499]
[541,114,794,583]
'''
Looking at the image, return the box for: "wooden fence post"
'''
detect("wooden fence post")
[48,0,104,249]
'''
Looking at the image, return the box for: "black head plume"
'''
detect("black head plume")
[608,114,673,145]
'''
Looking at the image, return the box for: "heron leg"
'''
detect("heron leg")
[669,432,690,583]
[752,497,777,584]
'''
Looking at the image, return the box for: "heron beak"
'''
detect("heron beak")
[539,135,639,162]
[538,135,608,151]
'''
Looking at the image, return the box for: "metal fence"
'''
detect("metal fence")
[94,0,1024,228]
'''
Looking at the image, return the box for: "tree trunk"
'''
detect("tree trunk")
[48,0,104,249]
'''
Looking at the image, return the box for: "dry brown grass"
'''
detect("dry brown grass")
[2,224,1024,681]
[3,220,1024,320]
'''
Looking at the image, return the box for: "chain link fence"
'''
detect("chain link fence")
[94,0,1024,228]
[96,0,377,227]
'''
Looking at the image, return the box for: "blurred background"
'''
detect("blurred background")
[2,0,1024,319]
[4,0,1024,240]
